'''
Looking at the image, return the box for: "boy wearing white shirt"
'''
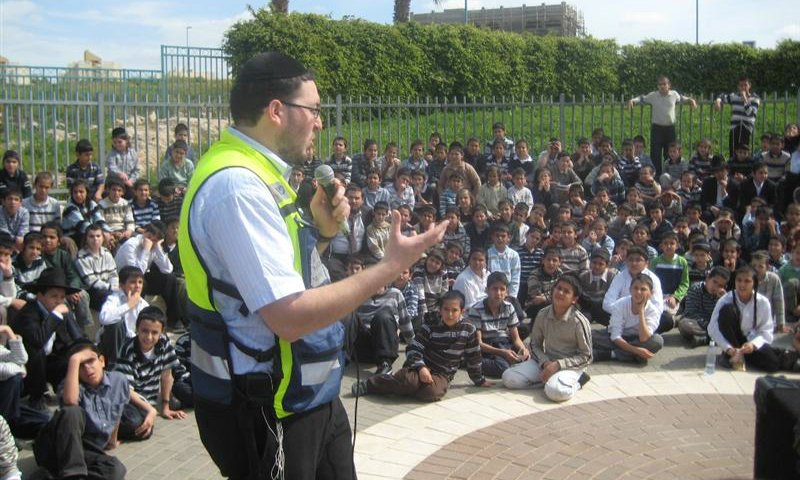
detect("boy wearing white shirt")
[708,265,780,372]
[453,249,489,309]
[603,246,674,333]
[97,266,148,367]
[592,273,664,363]
[115,221,186,330]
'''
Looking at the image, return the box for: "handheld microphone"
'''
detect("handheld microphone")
[314,164,350,236]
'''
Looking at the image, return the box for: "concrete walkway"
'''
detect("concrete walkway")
[17,328,799,479]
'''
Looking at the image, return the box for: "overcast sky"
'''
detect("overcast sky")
[1,0,798,69]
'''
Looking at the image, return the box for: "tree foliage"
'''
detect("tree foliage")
[223,11,800,99]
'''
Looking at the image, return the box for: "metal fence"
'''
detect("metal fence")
[0,95,230,189]
[314,92,800,160]
[0,45,230,102]
[160,45,231,101]
[1,90,798,190]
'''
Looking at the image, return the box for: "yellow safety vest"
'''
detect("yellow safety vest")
[179,129,344,418]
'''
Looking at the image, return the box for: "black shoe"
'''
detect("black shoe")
[578,372,591,387]
[351,379,370,397]
[690,335,709,348]
[375,362,392,376]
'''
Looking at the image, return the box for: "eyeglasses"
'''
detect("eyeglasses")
[282,101,321,119]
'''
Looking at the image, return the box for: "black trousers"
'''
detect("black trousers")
[195,396,356,480]
[0,374,50,439]
[33,406,126,480]
[97,321,128,369]
[145,267,187,328]
[353,311,399,366]
[24,348,68,402]
[650,124,676,176]
[118,402,151,441]
[728,125,752,158]
[717,303,781,372]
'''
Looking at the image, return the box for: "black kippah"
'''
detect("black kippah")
[239,51,309,82]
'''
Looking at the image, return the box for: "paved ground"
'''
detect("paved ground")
[16,326,800,479]
[405,394,753,480]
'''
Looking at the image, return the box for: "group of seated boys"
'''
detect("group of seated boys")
[0,124,194,479]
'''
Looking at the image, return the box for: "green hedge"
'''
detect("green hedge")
[223,10,800,98]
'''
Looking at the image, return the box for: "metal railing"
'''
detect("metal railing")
[314,92,800,160]
[0,94,230,188]
[1,90,798,188]
[0,45,230,102]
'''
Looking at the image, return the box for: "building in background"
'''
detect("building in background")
[66,50,122,78]
[412,2,585,37]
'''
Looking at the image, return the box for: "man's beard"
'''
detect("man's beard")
[275,140,311,167]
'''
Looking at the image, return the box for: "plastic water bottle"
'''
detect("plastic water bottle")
[704,341,717,375]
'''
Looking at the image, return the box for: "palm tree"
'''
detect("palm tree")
[394,0,442,23]
[270,0,289,14]
[394,0,410,23]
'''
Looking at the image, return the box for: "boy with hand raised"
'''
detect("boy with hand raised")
[33,339,152,480]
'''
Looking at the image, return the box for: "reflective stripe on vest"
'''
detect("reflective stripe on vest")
[179,129,342,418]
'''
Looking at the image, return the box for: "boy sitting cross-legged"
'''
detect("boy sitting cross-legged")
[351,291,492,401]
[114,306,185,441]
[502,273,592,402]
[469,272,530,378]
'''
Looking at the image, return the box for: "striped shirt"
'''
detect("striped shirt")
[173,332,191,383]
[22,196,61,232]
[395,281,420,320]
[559,244,589,275]
[328,156,352,184]
[61,199,109,240]
[716,92,760,131]
[98,197,134,233]
[75,247,119,291]
[682,281,720,329]
[356,287,413,343]
[439,189,457,218]
[688,154,713,183]
[155,197,183,222]
[13,257,47,300]
[467,298,519,343]
[527,267,562,303]
[762,150,791,182]
[131,199,161,228]
[516,245,544,285]
[66,161,105,198]
[616,156,642,187]
[115,335,179,405]
[385,184,415,210]
[0,208,29,240]
[405,318,485,385]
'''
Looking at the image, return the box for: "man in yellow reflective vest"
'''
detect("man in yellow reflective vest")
[180,52,446,479]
